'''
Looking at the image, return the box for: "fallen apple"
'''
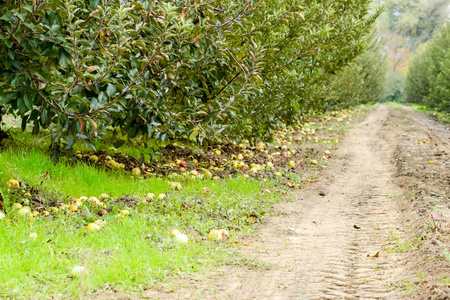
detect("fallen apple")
[175,233,189,244]
[87,223,101,231]
[146,193,156,200]
[13,203,22,210]
[71,266,87,277]
[158,193,167,200]
[17,208,31,216]
[179,160,187,168]
[208,229,223,241]
[68,204,78,212]
[169,229,181,237]
[132,168,141,176]
[119,209,130,216]
[89,197,100,204]
[311,160,318,165]
[288,160,295,167]
[0,212,5,220]
[7,179,20,189]
[219,229,229,238]
[94,220,106,227]
[98,194,110,201]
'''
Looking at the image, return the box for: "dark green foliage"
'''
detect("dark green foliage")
[0,0,380,161]
[406,23,450,112]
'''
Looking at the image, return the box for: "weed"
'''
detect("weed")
[386,230,423,253]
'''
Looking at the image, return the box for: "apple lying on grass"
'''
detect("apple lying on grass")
[6,179,20,189]
[71,266,87,278]
[175,234,189,244]
[132,168,141,176]
[68,204,78,212]
[168,230,189,244]
[119,209,130,216]
[87,223,101,231]
[98,194,110,201]
[169,230,181,237]
[18,207,31,216]
[208,229,229,241]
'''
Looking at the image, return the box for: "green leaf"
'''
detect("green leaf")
[50,143,61,165]
[113,140,126,148]
[65,136,75,150]
[106,83,117,97]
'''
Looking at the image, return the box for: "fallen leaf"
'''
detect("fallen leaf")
[367,251,379,258]
[353,224,361,229]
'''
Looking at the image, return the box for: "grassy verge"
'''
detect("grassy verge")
[0,105,374,298]
[1,176,278,299]
[407,103,450,124]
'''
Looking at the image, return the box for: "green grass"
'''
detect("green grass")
[0,149,172,199]
[0,213,234,298]
[409,103,450,124]
[0,149,282,298]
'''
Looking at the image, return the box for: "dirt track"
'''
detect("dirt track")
[97,105,450,299]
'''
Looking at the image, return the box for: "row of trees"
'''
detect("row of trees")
[309,33,386,110]
[406,23,450,113]
[0,0,382,161]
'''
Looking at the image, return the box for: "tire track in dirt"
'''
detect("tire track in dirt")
[143,105,412,299]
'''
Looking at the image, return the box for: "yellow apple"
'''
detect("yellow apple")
[7,179,20,189]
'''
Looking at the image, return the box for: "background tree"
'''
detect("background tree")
[375,0,449,102]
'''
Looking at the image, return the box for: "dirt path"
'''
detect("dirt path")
[141,106,417,299]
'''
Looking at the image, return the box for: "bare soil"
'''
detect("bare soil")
[93,105,450,299]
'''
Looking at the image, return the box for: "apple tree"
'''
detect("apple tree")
[0,0,380,163]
